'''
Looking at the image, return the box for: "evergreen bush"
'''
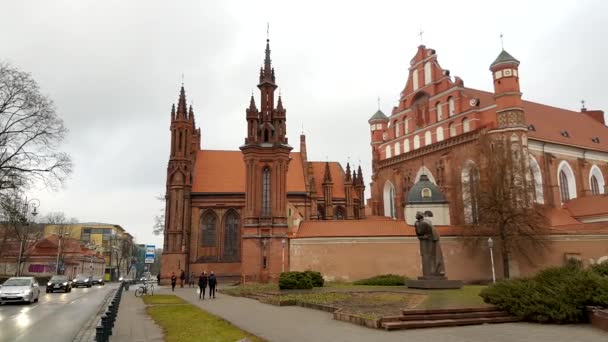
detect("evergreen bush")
[480,264,608,323]
[591,261,608,277]
[353,274,406,286]
[278,272,313,290]
[303,270,325,287]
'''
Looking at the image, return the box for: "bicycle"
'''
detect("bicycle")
[134,280,154,297]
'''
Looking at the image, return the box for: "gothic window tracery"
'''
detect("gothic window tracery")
[262,167,271,216]
[223,210,240,262]
[558,161,576,203]
[334,206,345,220]
[589,165,605,195]
[201,210,217,247]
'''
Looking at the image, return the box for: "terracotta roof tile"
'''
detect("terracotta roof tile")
[543,207,582,226]
[563,195,608,218]
[310,162,346,199]
[192,150,306,193]
[464,88,608,151]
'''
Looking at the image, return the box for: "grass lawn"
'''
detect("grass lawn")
[416,285,488,309]
[143,295,186,305]
[145,295,265,342]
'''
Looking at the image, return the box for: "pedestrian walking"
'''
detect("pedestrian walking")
[179,270,185,288]
[208,271,217,299]
[198,271,208,300]
[170,272,177,292]
[189,272,196,287]
[157,273,161,284]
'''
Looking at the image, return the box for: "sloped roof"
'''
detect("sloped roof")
[563,195,608,218]
[406,174,447,204]
[192,150,307,193]
[295,218,461,238]
[464,88,608,152]
[369,110,388,121]
[310,162,346,198]
[490,50,520,68]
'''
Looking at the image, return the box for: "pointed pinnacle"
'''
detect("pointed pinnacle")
[323,161,332,183]
[177,86,187,118]
[277,95,284,110]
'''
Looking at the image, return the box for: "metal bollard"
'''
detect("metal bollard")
[101,315,110,340]
[95,324,105,342]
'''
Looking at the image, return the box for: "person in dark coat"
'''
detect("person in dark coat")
[179,270,185,288]
[198,271,208,300]
[170,272,177,292]
[208,271,217,299]
[156,273,161,284]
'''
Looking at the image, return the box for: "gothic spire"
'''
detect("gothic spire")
[277,94,284,111]
[176,85,188,119]
[345,163,352,182]
[323,162,333,183]
[171,103,176,121]
[352,169,357,184]
[357,165,363,186]
[259,39,276,85]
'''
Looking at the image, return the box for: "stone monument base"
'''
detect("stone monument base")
[406,276,463,289]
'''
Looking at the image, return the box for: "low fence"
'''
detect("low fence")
[94,284,124,342]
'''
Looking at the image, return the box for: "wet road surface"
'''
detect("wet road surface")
[0,284,116,342]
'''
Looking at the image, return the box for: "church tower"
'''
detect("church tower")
[490,49,525,129]
[162,86,198,281]
[240,38,293,282]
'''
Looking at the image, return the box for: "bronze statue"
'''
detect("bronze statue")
[414,212,445,277]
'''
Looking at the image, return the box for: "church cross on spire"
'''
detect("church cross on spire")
[500,33,504,50]
[418,27,424,44]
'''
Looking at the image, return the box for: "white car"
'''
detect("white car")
[0,277,41,304]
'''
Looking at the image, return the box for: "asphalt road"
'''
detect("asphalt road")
[0,283,116,342]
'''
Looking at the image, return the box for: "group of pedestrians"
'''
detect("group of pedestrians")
[168,269,217,299]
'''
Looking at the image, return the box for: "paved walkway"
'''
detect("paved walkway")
[111,285,164,342]
[158,286,608,342]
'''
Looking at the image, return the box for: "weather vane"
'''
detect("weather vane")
[500,33,504,50]
[181,73,184,85]
[267,22,270,40]
[377,97,381,110]
[418,27,424,44]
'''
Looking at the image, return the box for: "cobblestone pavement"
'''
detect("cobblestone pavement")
[159,286,608,342]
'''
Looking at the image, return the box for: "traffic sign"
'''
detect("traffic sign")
[145,245,155,264]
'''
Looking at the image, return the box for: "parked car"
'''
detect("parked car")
[91,277,104,286]
[0,277,41,304]
[72,273,92,288]
[46,275,72,293]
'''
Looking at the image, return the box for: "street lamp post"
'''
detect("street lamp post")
[15,197,40,276]
[488,237,496,284]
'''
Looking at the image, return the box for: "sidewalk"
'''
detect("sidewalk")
[159,286,608,342]
[111,285,164,342]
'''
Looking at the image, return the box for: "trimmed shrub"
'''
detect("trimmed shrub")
[353,274,406,286]
[480,264,608,323]
[591,261,608,277]
[279,272,313,290]
[303,270,324,287]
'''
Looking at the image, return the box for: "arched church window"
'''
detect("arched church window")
[463,118,471,133]
[263,129,270,143]
[448,97,455,117]
[436,102,443,121]
[335,206,345,220]
[413,92,430,129]
[404,117,410,134]
[200,210,217,247]
[425,131,432,146]
[421,188,432,198]
[436,127,444,142]
[449,123,456,137]
[394,142,401,155]
[590,165,605,195]
[413,135,420,149]
[404,139,410,153]
[317,204,325,219]
[461,161,480,224]
[559,170,570,202]
[385,146,392,159]
[558,161,576,203]
[223,210,240,262]
[383,181,396,219]
[529,156,544,204]
[412,69,419,91]
[262,167,271,217]
[424,62,432,85]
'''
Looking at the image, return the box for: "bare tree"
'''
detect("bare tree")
[0,62,73,192]
[44,211,78,274]
[152,194,165,236]
[110,235,133,279]
[0,190,43,275]
[462,133,550,279]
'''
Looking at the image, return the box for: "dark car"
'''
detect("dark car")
[72,273,92,288]
[91,276,105,286]
[46,275,72,293]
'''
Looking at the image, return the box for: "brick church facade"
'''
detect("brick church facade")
[162,38,608,284]
[161,39,366,283]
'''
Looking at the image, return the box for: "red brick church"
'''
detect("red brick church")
[161,39,366,283]
[162,38,608,284]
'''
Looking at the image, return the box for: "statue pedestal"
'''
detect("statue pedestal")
[407,276,463,289]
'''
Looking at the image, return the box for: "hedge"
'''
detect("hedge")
[353,274,406,286]
[279,271,325,290]
[480,264,608,323]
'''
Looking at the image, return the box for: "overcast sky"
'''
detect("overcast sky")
[2,0,606,247]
